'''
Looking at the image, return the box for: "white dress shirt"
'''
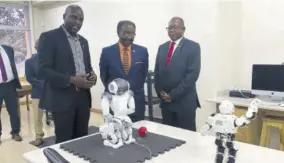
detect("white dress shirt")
[0,45,15,83]
[170,37,183,57]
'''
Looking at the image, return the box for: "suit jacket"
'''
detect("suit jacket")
[1,45,21,89]
[25,53,44,99]
[99,43,149,116]
[38,26,93,112]
[154,37,201,113]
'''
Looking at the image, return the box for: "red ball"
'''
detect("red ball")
[138,127,147,137]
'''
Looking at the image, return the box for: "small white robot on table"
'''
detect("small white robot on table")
[200,99,260,163]
[99,78,136,149]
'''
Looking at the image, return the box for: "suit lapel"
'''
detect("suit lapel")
[58,27,76,71]
[114,43,126,76]
[173,38,184,57]
[168,38,185,67]
[127,45,136,75]
[79,37,88,70]
[161,41,170,69]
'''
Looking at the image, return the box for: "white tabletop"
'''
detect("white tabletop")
[23,120,284,163]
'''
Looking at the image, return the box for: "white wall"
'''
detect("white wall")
[236,0,284,89]
[33,0,272,129]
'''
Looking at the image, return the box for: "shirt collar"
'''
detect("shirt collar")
[62,25,79,40]
[118,41,131,51]
[171,36,183,46]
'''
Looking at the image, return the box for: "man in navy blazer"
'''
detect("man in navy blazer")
[0,44,22,143]
[154,17,201,131]
[99,20,149,122]
[38,5,97,143]
[25,39,45,146]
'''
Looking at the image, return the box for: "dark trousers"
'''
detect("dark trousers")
[161,108,196,131]
[0,81,20,136]
[52,90,90,143]
[129,113,145,123]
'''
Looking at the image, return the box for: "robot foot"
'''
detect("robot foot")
[215,154,224,163]
[123,137,136,145]
[227,156,236,163]
[103,140,124,149]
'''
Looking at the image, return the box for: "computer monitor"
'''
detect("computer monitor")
[251,64,284,100]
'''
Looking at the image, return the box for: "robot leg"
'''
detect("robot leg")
[99,123,124,149]
[226,135,238,163]
[121,116,135,144]
[215,135,226,163]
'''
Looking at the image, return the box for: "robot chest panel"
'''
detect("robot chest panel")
[110,96,129,112]
[213,115,236,133]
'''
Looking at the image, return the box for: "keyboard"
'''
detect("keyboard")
[229,90,255,98]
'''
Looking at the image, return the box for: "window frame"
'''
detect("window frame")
[0,1,32,77]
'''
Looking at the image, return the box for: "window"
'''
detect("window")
[0,2,32,77]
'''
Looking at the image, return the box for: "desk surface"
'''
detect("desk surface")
[19,81,31,90]
[23,120,284,163]
[207,90,284,112]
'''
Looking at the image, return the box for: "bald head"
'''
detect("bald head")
[63,5,84,35]
[167,16,185,41]
[169,17,185,27]
[64,5,83,15]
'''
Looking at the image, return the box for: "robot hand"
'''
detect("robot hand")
[246,99,261,120]
[103,114,113,123]
[200,124,210,136]
[200,114,215,136]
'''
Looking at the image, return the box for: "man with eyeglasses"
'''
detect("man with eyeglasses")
[154,17,201,131]
[99,20,149,122]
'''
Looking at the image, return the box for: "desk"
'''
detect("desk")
[17,81,32,109]
[23,120,284,163]
[207,90,284,145]
[17,81,32,124]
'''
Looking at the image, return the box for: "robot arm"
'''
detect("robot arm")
[200,113,215,136]
[235,99,260,127]
[245,99,260,120]
[126,91,135,115]
[101,92,113,121]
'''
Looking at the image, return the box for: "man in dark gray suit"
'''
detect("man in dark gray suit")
[154,17,201,131]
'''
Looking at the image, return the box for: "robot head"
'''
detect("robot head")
[108,78,130,95]
[219,100,235,114]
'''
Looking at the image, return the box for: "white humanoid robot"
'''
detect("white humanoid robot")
[200,99,260,163]
[99,78,136,149]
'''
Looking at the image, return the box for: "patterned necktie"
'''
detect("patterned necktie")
[122,47,129,73]
[166,42,176,67]
[0,52,8,82]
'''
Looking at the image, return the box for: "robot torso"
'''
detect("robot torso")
[211,114,238,134]
[110,92,131,116]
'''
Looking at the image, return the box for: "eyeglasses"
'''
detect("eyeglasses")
[121,31,136,37]
[166,26,184,31]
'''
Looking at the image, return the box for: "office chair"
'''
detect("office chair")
[145,70,162,122]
